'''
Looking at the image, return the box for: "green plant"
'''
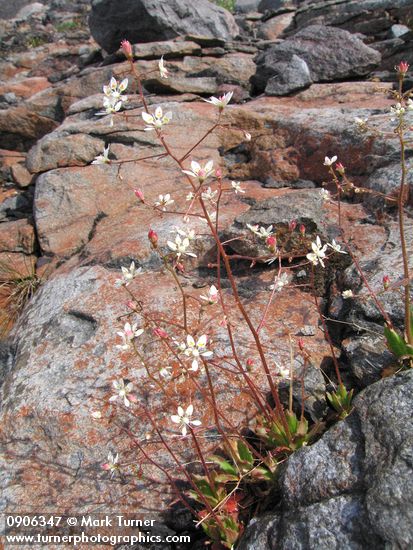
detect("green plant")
[211,0,236,13]
[327,384,354,420]
[56,20,81,32]
[0,255,42,336]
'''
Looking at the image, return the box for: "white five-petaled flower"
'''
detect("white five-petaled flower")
[328,239,347,254]
[179,334,213,371]
[171,404,201,436]
[201,187,217,202]
[114,261,141,287]
[270,272,289,292]
[320,189,330,201]
[200,284,219,304]
[306,236,328,268]
[92,145,111,165]
[96,77,128,125]
[102,451,119,477]
[116,322,144,351]
[276,364,290,380]
[231,181,245,194]
[182,160,214,183]
[342,289,354,299]
[323,156,338,167]
[155,193,174,210]
[202,91,233,110]
[158,56,168,78]
[247,223,274,239]
[109,379,137,408]
[167,234,197,259]
[142,106,172,131]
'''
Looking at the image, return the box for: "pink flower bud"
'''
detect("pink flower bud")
[176,262,185,273]
[335,162,345,175]
[289,220,297,232]
[148,229,158,248]
[266,235,277,252]
[299,224,306,236]
[298,338,305,351]
[215,168,222,179]
[121,39,133,60]
[383,275,390,290]
[246,358,254,371]
[153,327,168,339]
[134,188,145,203]
[126,300,137,310]
[396,61,409,75]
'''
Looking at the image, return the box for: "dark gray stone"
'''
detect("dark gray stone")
[88,0,239,54]
[363,161,413,212]
[252,25,381,94]
[239,371,413,549]
[292,0,413,38]
[264,53,312,95]
[341,334,394,388]
[258,0,299,12]
[235,0,261,13]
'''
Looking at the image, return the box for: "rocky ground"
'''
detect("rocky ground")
[0,0,412,548]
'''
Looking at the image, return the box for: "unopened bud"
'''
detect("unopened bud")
[121,39,133,60]
[176,262,185,273]
[266,235,277,253]
[396,61,409,76]
[289,219,297,232]
[383,275,390,290]
[335,162,345,175]
[298,338,305,351]
[134,188,145,203]
[215,168,222,179]
[148,229,158,248]
[153,327,168,339]
[299,224,306,236]
[246,358,254,371]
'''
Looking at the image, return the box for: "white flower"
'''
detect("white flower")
[270,272,289,292]
[201,187,217,202]
[276,364,290,379]
[306,236,328,268]
[320,189,330,201]
[186,191,195,201]
[328,239,347,254]
[390,102,405,119]
[109,379,136,407]
[231,181,245,194]
[158,56,168,78]
[179,334,213,371]
[175,227,196,241]
[202,91,233,110]
[142,106,172,131]
[96,77,128,124]
[342,289,354,299]
[247,223,274,239]
[244,131,251,141]
[159,366,172,379]
[92,145,111,165]
[114,261,141,287]
[116,322,144,351]
[171,404,201,436]
[102,451,119,477]
[91,410,102,419]
[167,235,197,259]
[182,160,214,183]
[155,193,174,210]
[200,285,219,304]
[407,98,413,111]
[323,156,337,167]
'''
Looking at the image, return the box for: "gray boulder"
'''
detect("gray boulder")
[264,53,312,95]
[88,0,239,54]
[292,0,413,38]
[239,370,413,549]
[252,25,381,94]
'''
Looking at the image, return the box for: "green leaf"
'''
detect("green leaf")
[384,325,408,357]
[208,455,238,475]
[237,440,254,466]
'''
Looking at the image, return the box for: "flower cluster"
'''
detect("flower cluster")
[97,77,128,125]
[167,232,197,259]
[177,334,213,371]
[247,224,274,239]
[306,236,347,267]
